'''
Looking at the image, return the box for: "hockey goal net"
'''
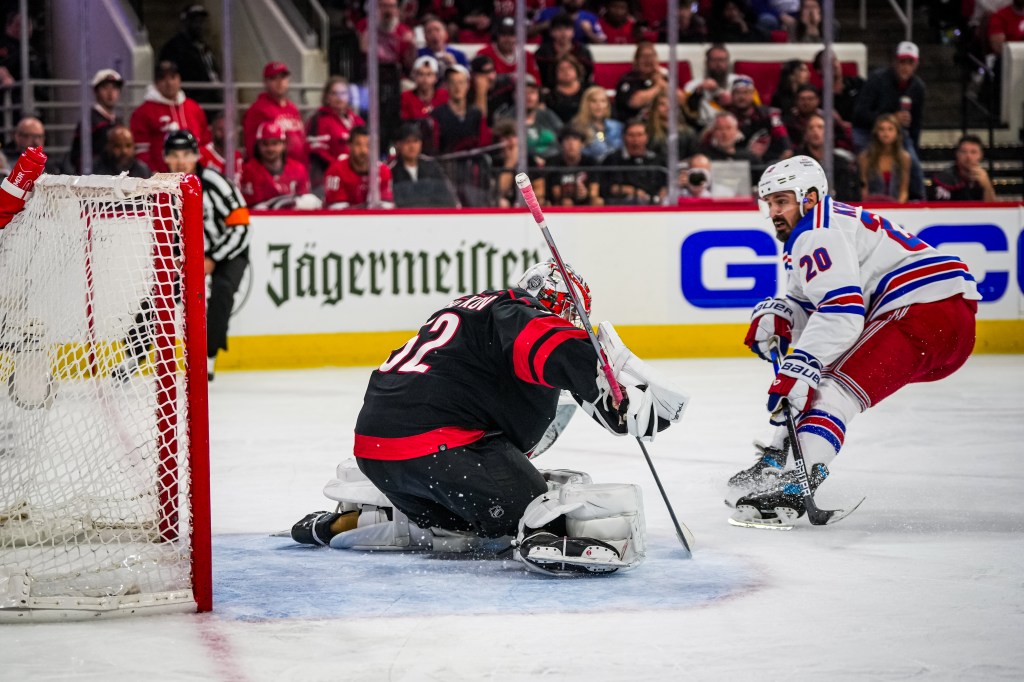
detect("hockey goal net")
[0,173,210,620]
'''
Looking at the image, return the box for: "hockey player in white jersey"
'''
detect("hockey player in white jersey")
[728,155,980,525]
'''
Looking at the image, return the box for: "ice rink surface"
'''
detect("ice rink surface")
[6,355,1024,681]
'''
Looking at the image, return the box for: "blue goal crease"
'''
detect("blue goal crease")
[210,534,754,621]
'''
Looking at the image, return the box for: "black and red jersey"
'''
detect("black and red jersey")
[354,289,600,460]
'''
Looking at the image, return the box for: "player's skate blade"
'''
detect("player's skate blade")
[728,504,798,530]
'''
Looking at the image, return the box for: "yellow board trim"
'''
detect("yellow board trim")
[215,320,1024,371]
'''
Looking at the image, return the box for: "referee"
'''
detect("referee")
[164,130,249,380]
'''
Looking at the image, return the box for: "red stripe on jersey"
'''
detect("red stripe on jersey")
[882,260,968,295]
[513,315,588,387]
[354,427,487,460]
[797,414,845,446]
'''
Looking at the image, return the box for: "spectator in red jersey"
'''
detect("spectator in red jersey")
[477,17,541,84]
[988,0,1024,57]
[324,126,394,209]
[535,13,594,90]
[129,60,211,173]
[200,112,243,180]
[357,0,415,151]
[242,61,308,166]
[599,0,640,45]
[430,65,492,154]
[240,122,317,209]
[401,56,449,122]
[307,76,365,188]
[63,69,124,174]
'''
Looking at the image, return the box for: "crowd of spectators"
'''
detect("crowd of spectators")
[0,1,1014,208]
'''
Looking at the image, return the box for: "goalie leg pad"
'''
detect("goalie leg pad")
[322,458,394,510]
[514,482,646,576]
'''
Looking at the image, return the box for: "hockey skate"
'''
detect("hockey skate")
[730,463,829,529]
[514,530,623,576]
[727,439,789,495]
[290,510,359,546]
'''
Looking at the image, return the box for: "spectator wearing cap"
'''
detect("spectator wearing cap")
[390,123,459,208]
[243,61,308,166]
[470,55,513,126]
[324,126,394,209]
[477,17,542,84]
[534,0,607,44]
[306,76,365,188]
[92,125,152,179]
[129,60,212,173]
[852,40,926,198]
[725,76,792,164]
[158,4,221,110]
[430,65,492,154]
[929,134,997,202]
[401,56,449,122]
[545,126,602,207]
[535,13,594,91]
[62,68,124,174]
[418,16,468,80]
[240,122,314,208]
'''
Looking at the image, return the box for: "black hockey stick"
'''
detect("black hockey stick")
[770,344,863,526]
[516,173,693,556]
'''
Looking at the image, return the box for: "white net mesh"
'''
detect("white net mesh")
[0,174,202,619]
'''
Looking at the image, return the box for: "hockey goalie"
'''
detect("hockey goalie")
[291,260,689,576]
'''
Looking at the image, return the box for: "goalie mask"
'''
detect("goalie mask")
[516,260,592,328]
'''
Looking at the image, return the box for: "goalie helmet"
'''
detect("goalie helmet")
[516,259,592,327]
[758,155,828,216]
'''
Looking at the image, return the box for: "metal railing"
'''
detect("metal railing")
[860,0,913,42]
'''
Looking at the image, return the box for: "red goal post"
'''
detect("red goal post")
[0,172,210,620]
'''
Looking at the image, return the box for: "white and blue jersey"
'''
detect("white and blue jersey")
[783,196,980,366]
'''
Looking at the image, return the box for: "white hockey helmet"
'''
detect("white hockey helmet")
[758,155,829,216]
[516,259,592,327]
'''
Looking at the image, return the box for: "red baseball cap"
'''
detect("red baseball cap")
[256,122,286,141]
[263,61,290,79]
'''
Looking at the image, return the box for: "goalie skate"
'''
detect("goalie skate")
[515,531,625,576]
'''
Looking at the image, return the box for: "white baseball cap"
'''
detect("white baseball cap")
[91,68,123,88]
[413,55,439,74]
[896,41,919,61]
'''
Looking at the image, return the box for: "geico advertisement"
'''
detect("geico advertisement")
[232,206,1023,335]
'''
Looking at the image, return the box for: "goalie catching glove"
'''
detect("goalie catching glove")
[577,322,689,442]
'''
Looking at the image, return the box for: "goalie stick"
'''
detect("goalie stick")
[729,342,864,529]
[515,172,693,557]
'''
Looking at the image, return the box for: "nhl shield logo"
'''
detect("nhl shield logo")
[488,505,505,519]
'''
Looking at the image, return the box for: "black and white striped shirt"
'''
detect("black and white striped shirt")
[199,164,250,262]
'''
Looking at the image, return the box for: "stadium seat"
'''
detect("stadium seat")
[592,61,693,90]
